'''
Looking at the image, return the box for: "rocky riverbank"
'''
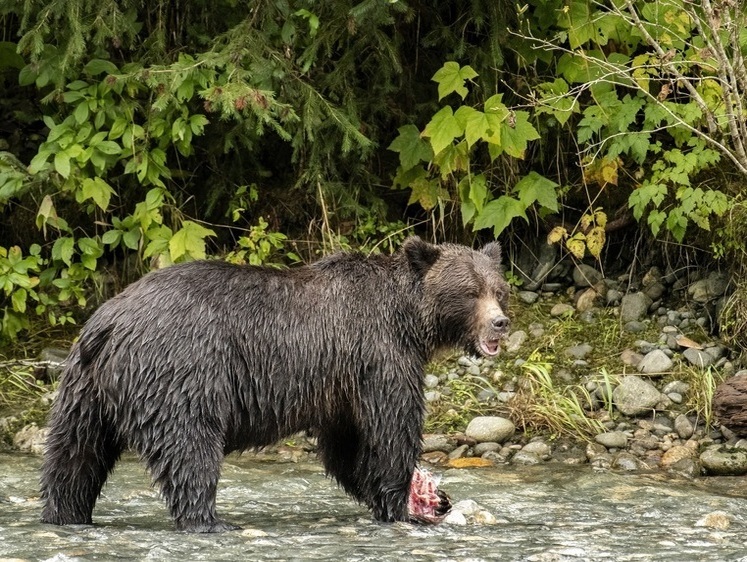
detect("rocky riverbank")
[3,259,746,480]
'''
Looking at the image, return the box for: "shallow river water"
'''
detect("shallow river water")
[2,452,747,561]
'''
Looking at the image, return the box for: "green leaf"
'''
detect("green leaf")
[169,220,216,261]
[501,111,540,158]
[431,61,478,100]
[407,177,444,211]
[189,114,209,135]
[473,196,528,237]
[80,177,115,210]
[51,236,75,266]
[101,229,121,246]
[95,141,121,155]
[514,172,560,212]
[122,228,141,250]
[422,106,463,155]
[11,288,27,314]
[388,124,433,170]
[54,151,71,178]
[84,59,118,76]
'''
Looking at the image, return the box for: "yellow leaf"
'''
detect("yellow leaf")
[580,214,593,230]
[547,226,567,244]
[594,209,608,229]
[586,226,606,258]
[566,233,586,259]
[601,158,618,185]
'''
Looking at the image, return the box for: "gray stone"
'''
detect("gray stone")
[704,345,726,361]
[573,263,603,287]
[13,424,47,455]
[422,434,456,453]
[424,390,441,402]
[510,450,542,465]
[522,440,551,459]
[643,282,666,301]
[700,445,747,475]
[669,457,701,478]
[620,293,653,323]
[564,343,593,360]
[637,349,674,374]
[424,374,440,388]
[682,348,715,368]
[528,322,545,338]
[606,289,623,306]
[595,431,628,449]
[518,290,539,305]
[448,444,470,460]
[624,321,647,333]
[707,271,729,298]
[473,442,501,456]
[550,303,575,317]
[505,330,527,354]
[663,380,690,395]
[613,376,663,416]
[673,415,694,439]
[612,452,643,471]
[465,416,515,443]
[667,392,683,404]
[620,348,643,367]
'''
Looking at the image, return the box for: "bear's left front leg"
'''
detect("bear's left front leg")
[356,371,425,523]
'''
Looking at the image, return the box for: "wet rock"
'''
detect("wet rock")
[505,330,527,354]
[612,452,643,471]
[660,445,695,469]
[695,511,732,530]
[682,348,715,368]
[522,440,551,460]
[613,376,663,416]
[444,500,499,526]
[595,431,628,449]
[623,321,647,333]
[573,264,603,287]
[585,442,607,460]
[637,350,673,374]
[448,444,470,460]
[465,416,515,443]
[511,450,542,465]
[620,293,653,323]
[700,445,747,475]
[669,458,701,478]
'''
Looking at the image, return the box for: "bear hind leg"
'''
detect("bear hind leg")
[141,425,237,533]
[40,398,123,526]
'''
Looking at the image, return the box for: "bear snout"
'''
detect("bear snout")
[491,315,510,332]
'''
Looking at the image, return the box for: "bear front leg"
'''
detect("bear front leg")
[357,372,425,523]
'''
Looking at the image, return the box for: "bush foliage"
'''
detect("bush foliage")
[0,0,745,340]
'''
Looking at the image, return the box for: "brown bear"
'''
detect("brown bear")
[40,237,510,532]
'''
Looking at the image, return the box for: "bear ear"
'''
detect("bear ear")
[402,236,440,276]
[481,241,502,264]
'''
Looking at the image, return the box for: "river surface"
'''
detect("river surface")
[2,452,747,561]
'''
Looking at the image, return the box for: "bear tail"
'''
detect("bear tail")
[40,329,123,526]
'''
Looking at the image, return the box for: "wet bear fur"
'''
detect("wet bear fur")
[40,237,510,532]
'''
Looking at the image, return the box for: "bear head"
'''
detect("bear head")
[403,237,511,358]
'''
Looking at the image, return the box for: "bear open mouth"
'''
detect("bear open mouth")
[478,339,502,357]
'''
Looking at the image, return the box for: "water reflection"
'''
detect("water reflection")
[2,452,747,561]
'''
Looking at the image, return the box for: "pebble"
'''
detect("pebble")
[465,416,515,443]
[682,348,715,368]
[613,376,663,416]
[595,431,628,449]
[564,344,593,360]
[511,450,542,465]
[522,440,551,459]
[505,330,527,354]
[518,291,539,304]
[424,374,440,388]
[612,452,643,471]
[637,350,673,374]
[550,303,575,317]
[620,293,653,322]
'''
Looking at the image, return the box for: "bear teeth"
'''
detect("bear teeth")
[479,340,501,356]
